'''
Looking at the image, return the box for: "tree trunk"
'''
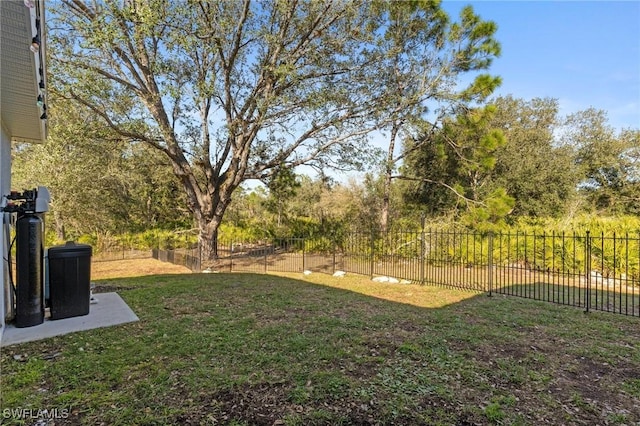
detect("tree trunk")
[53,210,66,241]
[199,219,220,267]
[380,170,391,233]
[199,232,218,266]
[381,123,400,233]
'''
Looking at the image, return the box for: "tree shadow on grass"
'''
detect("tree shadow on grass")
[3,272,640,426]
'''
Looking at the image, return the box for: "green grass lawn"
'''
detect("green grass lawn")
[1,271,639,425]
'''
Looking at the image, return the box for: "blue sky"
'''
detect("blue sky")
[443,0,640,131]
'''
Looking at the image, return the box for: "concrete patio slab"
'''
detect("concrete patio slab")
[1,292,138,347]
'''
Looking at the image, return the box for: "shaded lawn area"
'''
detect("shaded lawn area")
[2,271,640,425]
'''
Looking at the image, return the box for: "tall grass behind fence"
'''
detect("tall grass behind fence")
[89,231,198,263]
[148,229,640,317]
[89,236,152,262]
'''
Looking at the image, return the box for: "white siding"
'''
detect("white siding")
[0,124,10,338]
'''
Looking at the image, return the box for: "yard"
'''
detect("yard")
[1,258,639,425]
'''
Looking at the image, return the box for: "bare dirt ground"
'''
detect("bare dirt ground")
[91,258,191,280]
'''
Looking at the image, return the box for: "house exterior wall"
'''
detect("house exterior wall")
[0,0,47,342]
[0,124,11,338]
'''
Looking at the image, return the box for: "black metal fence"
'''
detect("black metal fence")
[151,229,640,317]
[90,232,194,263]
[91,245,152,262]
[152,247,201,272]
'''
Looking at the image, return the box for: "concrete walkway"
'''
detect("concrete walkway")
[1,293,139,347]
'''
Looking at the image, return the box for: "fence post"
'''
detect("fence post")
[332,232,336,274]
[585,231,591,313]
[488,231,494,297]
[264,241,268,273]
[302,238,306,272]
[420,214,426,284]
[370,230,375,278]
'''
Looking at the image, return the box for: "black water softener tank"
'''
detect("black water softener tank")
[15,213,44,328]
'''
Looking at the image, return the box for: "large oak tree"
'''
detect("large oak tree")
[50,0,499,260]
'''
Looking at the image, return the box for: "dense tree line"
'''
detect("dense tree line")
[11,94,639,241]
[10,1,639,247]
[402,96,639,226]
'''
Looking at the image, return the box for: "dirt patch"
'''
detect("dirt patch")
[91,258,191,280]
[448,329,640,425]
[183,382,382,426]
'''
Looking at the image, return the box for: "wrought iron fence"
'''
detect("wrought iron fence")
[150,229,640,317]
[152,247,201,272]
[91,244,152,262]
[91,232,195,262]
